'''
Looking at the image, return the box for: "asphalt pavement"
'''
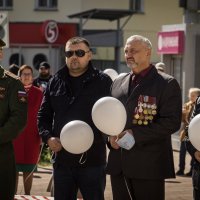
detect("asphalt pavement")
[16,150,193,200]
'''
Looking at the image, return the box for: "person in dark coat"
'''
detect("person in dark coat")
[106,35,182,200]
[8,63,19,75]
[185,96,200,200]
[33,61,52,92]
[38,36,112,200]
[0,38,27,200]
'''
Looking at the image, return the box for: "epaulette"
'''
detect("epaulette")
[4,70,20,80]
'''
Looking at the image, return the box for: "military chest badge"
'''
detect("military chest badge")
[132,95,157,125]
[0,86,6,99]
[18,91,27,103]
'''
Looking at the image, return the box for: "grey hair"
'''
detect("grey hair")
[189,87,200,96]
[126,35,152,49]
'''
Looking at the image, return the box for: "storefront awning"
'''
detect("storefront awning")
[68,8,135,21]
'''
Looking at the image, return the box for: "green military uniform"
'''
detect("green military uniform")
[0,65,27,200]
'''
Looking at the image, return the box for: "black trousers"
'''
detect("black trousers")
[179,141,194,172]
[0,155,16,200]
[193,166,200,200]
[110,174,165,200]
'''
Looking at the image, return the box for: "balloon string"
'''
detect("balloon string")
[50,152,57,164]
[124,176,133,200]
[79,152,87,164]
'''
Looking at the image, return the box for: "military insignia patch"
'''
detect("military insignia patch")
[0,86,6,99]
[18,91,27,103]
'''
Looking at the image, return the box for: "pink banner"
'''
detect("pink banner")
[157,31,184,54]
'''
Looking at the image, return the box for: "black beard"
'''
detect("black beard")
[39,74,50,79]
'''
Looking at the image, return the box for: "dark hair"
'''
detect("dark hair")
[0,38,6,47]
[8,64,19,75]
[66,37,91,48]
[39,61,51,69]
[18,65,33,77]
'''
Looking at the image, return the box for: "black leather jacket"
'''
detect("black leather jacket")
[38,63,112,167]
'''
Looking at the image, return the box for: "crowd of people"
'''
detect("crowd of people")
[0,34,200,200]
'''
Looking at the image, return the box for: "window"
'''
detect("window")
[9,53,24,66]
[129,0,144,13]
[0,0,13,10]
[35,0,57,10]
[33,53,47,70]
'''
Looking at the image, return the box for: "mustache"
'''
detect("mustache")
[127,59,138,66]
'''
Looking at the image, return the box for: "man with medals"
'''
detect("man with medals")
[106,35,182,200]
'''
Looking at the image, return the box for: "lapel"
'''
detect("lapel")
[120,73,131,97]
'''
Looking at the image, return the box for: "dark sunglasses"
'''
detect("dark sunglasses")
[65,49,90,58]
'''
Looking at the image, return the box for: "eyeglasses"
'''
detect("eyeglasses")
[21,73,32,77]
[65,49,90,58]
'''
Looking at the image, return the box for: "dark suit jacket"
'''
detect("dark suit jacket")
[106,66,182,180]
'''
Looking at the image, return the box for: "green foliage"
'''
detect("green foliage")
[39,144,51,166]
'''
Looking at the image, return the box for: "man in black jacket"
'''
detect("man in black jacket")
[106,35,182,200]
[38,37,112,200]
[186,96,200,200]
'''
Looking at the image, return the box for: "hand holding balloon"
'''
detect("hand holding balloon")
[47,137,62,152]
[109,136,120,149]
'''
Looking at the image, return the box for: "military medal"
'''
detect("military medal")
[143,109,148,114]
[132,119,138,124]
[151,104,157,109]
[143,120,148,125]
[152,110,157,115]
[139,114,144,120]
[148,109,152,114]
[138,106,143,113]
[134,95,157,125]
[149,115,153,120]
[134,113,140,119]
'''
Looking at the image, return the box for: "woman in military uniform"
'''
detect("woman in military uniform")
[0,38,27,200]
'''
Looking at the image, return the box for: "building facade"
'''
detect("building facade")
[0,0,183,75]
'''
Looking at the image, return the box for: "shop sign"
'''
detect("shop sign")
[42,20,59,43]
[157,31,184,54]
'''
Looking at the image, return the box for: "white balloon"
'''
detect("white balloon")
[92,97,127,136]
[117,72,127,78]
[103,68,118,81]
[60,120,94,154]
[188,114,200,151]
